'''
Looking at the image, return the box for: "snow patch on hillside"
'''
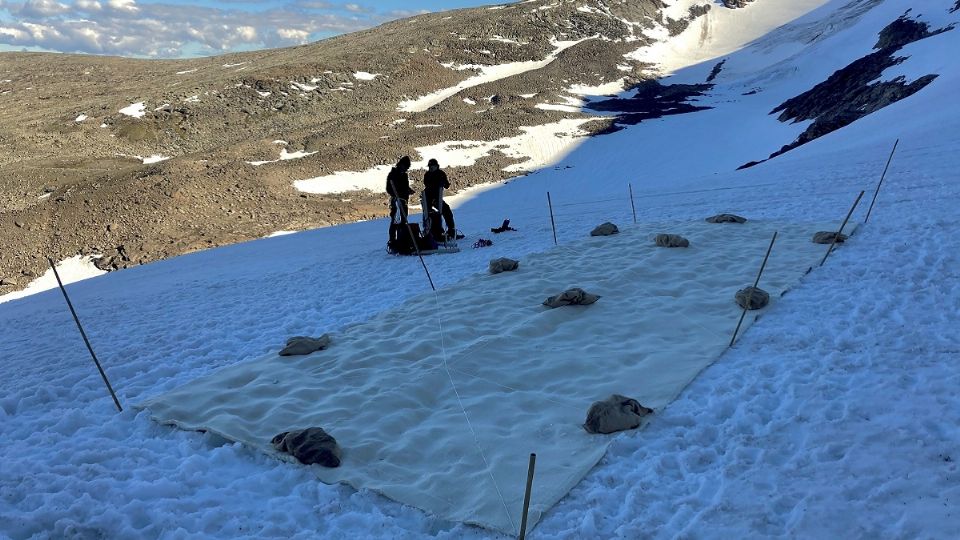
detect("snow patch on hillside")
[294,118,595,194]
[398,36,597,112]
[247,148,317,166]
[0,255,105,304]
[629,0,832,78]
[118,102,146,118]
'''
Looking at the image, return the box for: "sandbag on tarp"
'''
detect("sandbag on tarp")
[591,222,619,236]
[812,231,848,244]
[271,427,342,467]
[279,334,331,356]
[655,233,690,247]
[543,288,600,308]
[705,213,747,224]
[489,257,519,274]
[584,394,654,434]
[735,286,770,310]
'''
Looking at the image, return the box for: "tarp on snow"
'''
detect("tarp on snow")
[140,219,842,536]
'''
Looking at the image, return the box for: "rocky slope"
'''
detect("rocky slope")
[0,0,734,291]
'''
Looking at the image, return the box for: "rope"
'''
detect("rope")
[430,289,517,534]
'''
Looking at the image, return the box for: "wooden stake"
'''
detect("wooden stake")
[864,139,899,224]
[518,453,537,540]
[547,192,558,246]
[729,232,778,348]
[819,190,865,268]
[629,183,637,224]
[48,257,123,412]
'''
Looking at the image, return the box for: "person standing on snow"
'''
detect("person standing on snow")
[423,158,456,239]
[386,155,415,245]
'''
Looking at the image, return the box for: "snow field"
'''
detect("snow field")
[2,0,959,537]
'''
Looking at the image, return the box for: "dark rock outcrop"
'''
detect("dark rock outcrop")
[706,60,726,83]
[753,15,952,165]
[587,80,713,125]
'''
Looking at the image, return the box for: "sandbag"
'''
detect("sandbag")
[735,286,770,310]
[590,222,619,236]
[543,287,600,308]
[705,214,747,224]
[489,257,519,274]
[271,427,342,467]
[654,233,690,248]
[812,231,848,244]
[583,394,654,434]
[279,334,331,356]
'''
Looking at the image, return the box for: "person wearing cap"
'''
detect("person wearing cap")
[385,155,415,244]
[423,158,456,239]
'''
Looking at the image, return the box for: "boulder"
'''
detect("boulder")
[590,222,619,236]
[735,286,770,310]
[271,427,342,467]
[584,394,654,434]
[489,257,519,274]
[812,231,848,244]
[279,334,331,356]
[654,233,689,247]
[543,287,600,308]
[705,213,747,224]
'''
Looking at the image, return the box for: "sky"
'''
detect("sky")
[0,0,503,58]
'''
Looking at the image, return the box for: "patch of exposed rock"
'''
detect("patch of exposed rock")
[587,80,713,125]
[740,14,952,168]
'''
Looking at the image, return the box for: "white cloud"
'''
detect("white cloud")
[19,0,69,17]
[105,0,137,12]
[236,25,256,41]
[0,26,28,39]
[0,0,427,57]
[74,0,101,11]
[276,27,309,41]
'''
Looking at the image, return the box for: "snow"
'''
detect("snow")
[2,1,959,538]
[398,36,597,112]
[353,71,381,80]
[246,148,318,166]
[290,81,317,92]
[141,155,170,165]
[118,102,146,118]
[0,255,105,304]
[628,0,833,78]
[175,68,198,75]
[74,114,87,122]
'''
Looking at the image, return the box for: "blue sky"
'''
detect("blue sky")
[0,0,504,57]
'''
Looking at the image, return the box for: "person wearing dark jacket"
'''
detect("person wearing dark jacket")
[386,156,415,244]
[423,158,455,239]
